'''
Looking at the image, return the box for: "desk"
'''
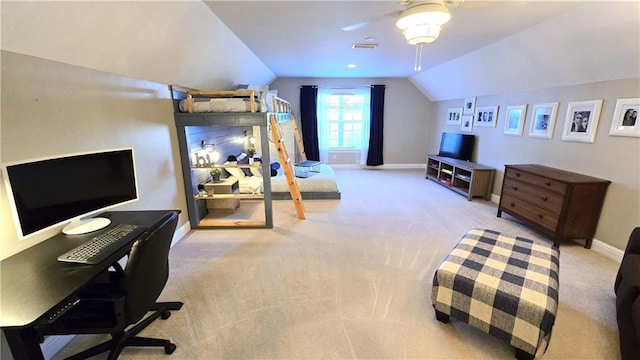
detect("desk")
[0,210,179,360]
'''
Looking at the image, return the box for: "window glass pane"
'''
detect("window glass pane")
[319,90,369,150]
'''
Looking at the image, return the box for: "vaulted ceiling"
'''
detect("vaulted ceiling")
[205,1,640,101]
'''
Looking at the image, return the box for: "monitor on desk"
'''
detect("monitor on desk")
[2,148,139,239]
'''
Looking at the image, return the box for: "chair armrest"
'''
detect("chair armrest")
[617,254,640,359]
[617,254,640,296]
[624,228,640,255]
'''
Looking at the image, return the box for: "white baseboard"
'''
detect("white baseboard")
[171,220,191,248]
[590,238,623,262]
[329,163,425,170]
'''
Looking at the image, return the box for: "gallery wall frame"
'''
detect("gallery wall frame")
[504,104,528,136]
[528,102,559,139]
[475,105,499,128]
[447,108,462,125]
[561,99,603,143]
[461,115,474,132]
[609,98,640,137]
[463,97,476,115]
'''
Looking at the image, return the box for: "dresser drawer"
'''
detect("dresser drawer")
[502,178,564,213]
[505,168,567,195]
[500,194,559,232]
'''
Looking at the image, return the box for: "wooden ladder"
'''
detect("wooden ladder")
[269,114,305,219]
[290,115,308,162]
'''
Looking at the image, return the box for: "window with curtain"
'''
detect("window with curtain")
[317,87,371,164]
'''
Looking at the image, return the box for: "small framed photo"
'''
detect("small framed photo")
[461,115,474,132]
[475,105,499,128]
[447,108,462,125]
[463,97,476,115]
[504,104,527,136]
[609,98,640,137]
[562,99,603,143]
[529,102,559,139]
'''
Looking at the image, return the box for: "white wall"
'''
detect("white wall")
[430,78,640,250]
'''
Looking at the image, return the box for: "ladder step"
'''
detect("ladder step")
[269,113,305,220]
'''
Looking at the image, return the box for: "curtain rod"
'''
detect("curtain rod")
[299,85,385,89]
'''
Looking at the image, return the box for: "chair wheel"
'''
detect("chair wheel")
[165,343,177,354]
[161,310,171,320]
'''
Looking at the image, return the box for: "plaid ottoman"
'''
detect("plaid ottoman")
[432,229,560,360]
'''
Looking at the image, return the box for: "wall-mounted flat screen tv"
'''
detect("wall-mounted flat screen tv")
[438,132,475,161]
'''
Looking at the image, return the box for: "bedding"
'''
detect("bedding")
[235,164,340,199]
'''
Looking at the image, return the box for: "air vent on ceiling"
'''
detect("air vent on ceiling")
[352,43,378,49]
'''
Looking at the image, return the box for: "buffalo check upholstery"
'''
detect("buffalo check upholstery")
[432,229,560,359]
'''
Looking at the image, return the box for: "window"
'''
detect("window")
[317,87,371,163]
[324,94,365,149]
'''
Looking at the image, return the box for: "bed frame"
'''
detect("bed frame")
[170,85,340,228]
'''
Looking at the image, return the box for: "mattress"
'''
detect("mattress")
[237,164,340,198]
[178,98,263,113]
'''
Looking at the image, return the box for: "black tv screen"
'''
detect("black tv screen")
[438,132,475,161]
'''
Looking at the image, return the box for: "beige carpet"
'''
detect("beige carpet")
[52,168,621,359]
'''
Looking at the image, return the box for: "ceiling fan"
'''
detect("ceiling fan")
[341,1,464,71]
[340,0,463,33]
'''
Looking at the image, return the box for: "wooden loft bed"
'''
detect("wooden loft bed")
[172,84,291,114]
[170,85,304,229]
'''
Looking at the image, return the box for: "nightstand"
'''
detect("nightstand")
[204,177,240,213]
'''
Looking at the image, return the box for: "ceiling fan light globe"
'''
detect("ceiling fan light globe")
[403,24,441,45]
[396,3,451,30]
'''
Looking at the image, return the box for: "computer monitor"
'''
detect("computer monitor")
[2,148,139,238]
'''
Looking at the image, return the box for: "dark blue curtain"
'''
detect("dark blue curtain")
[299,85,320,161]
[367,85,385,166]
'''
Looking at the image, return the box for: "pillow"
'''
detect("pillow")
[224,162,245,179]
[250,167,263,177]
[237,156,252,176]
[270,162,281,177]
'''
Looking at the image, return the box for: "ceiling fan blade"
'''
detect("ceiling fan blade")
[340,10,403,32]
[341,21,369,32]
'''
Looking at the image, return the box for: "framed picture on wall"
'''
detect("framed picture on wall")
[463,97,476,115]
[504,104,527,136]
[528,102,559,139]
[461,115,474,132]
[561,99,603,143]
[475,105,499,128]
[609,98,640,137]
[447,108,462,125]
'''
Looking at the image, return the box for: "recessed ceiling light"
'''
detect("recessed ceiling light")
[347,64,357,69]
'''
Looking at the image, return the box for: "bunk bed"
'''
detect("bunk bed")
[170,85,340,229]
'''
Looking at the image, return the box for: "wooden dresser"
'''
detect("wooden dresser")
[497,164,610,248]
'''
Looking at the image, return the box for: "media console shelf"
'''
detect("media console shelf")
[426,155,495,201]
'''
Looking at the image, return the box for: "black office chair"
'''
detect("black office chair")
[40,211,183,360]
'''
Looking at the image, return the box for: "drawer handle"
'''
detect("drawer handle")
[515,173,521,177]
[542,196,548,201]
[545,181,551,186]
[510,202,516,207]
[511,186,518,191]
[537,214,544,219]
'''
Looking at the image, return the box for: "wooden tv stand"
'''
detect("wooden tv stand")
[426,155,495,201]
